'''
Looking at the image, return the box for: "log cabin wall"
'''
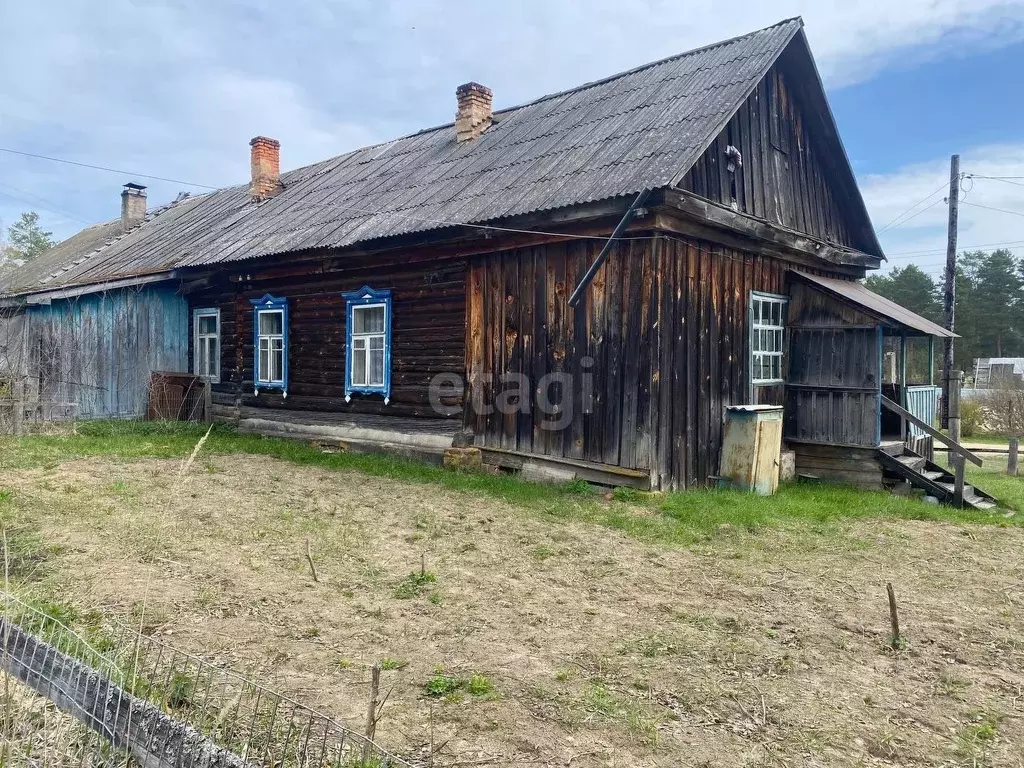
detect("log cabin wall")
[187,255,467,418]
[465,233,837,490]
[678,64,862,251]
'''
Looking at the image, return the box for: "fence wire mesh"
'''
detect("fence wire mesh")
[1,591,417,768]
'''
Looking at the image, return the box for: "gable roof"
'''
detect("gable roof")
[5,17,866,298]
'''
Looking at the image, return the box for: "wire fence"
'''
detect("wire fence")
[1,591,416,768]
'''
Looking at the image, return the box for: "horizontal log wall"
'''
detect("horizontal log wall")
[467,234,836,489]
[189,257,466,418]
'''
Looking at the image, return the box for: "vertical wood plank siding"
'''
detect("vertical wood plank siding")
[784,279,882,446]
[191,258,467,418]
[679,65,861,251]
[19,286,188,419]
[465,235,826,489]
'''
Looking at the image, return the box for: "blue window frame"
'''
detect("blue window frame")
[342,286,392,404]
[250,294,289,396]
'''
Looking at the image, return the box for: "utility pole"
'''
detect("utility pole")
[941,154,960,430]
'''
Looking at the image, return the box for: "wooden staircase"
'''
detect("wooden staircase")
[876,443,998,510]
[878,395,1000,510]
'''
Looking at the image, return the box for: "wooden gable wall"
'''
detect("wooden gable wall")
[678,64,863,251]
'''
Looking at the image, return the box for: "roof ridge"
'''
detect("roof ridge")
[32,195,199,288]
[284,17,804,182]
[492,17,804,116]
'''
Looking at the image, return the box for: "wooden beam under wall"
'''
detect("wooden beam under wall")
[660,189,880,272]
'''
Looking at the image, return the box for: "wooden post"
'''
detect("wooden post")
[953,454,966,507]
[886,582,901,649]
[941,154,960,429]
[203,381,213,423]
[1009,438,1019,477]
[928,336,935,386]
[899,333,908,442]
[362,663,381,762]
[947,371,962,469]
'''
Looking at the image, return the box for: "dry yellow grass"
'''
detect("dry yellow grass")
[2,454,1023,767]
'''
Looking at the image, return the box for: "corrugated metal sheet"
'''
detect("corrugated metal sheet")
[793,272,957,338]
[905,385,940,437]
[3,19,803,296]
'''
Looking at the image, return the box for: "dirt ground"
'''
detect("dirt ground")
[3,455,1023,767]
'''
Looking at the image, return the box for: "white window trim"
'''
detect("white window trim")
[193,308,221,384]
[256,308,285,385]
[349,302,388,388]
[750,292,788,387]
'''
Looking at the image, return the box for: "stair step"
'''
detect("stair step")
[921,470,946,481]
[974,500,998,510]
[896,454,926,470]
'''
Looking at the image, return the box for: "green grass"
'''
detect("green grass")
[1,421,1021,553]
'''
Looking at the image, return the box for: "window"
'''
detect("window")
[750,292,788,385]
[342,286,392,403]
[193,308,220,382]
[249,294,288,394]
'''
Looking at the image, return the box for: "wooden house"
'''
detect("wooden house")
[0,18,986,503]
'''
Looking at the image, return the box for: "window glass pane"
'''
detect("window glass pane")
[771,302,780,326]
[752,300,761,325]
[353,337,366,350]
[198,315,217,335]
[272,337,283,353]
[271,348,283,382]
[206,339,218,377]
[259,311,283,336]
[352,347,366,385]
[369,347,385,386]
[259,347,270,381]
[752,330,761,352]
[353,305,385,334]
[369,335,384,351]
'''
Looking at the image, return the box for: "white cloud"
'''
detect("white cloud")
[863,144,1024,279]
[1,0,1023,239]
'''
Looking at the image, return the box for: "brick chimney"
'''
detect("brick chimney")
[455,82,492,142]
[120,182,147,230]
[249,136,282,200]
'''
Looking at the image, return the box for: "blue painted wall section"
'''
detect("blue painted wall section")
[24,285,188,419]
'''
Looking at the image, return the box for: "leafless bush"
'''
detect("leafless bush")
[973,381,1024,436]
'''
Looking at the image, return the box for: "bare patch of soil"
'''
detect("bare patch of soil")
[3,456,1023,767]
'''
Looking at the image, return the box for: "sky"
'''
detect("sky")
[2,0,1024,281]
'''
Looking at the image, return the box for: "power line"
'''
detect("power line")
[0,147,219,189]
[966,174,1024,189]
[960,200,1024,220]
[883,197,945,232]
[0,180,91,224]
[886,239,1024,256]
[877,178,951,233]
